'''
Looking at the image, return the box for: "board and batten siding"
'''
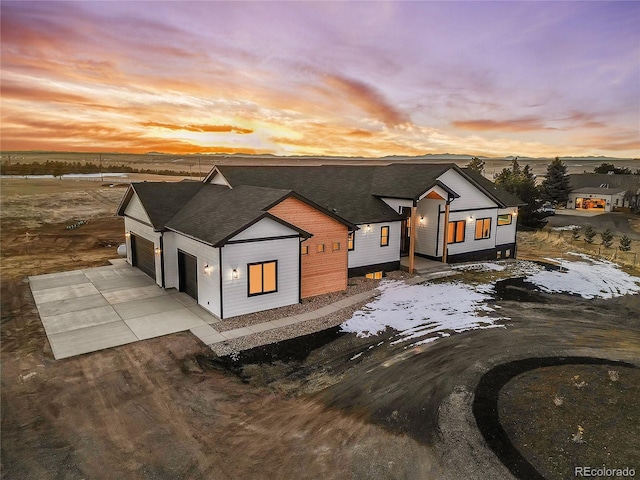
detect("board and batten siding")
[436,208,497,256]
[123,216,162,286]
[163,232,221,317]
[496,208,518,246]
[268,196,348,298]
[437,169,498,211]
[348,221,401,269]
[221,237,300,318]
[124,192,152,224]
[415,197,443,257]
[231,217,298,242]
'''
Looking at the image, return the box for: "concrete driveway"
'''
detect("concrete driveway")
[29,260,219,359]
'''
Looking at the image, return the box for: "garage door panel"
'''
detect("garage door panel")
[178,251,198,300]
[132,235,156,280]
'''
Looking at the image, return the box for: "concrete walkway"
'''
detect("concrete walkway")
[31,260,456,359]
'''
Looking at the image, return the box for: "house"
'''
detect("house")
[568,174,640,212]
[117,163,522,319]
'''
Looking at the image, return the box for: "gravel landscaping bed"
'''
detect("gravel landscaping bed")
[210,300,370,356]
[214,271,413,333]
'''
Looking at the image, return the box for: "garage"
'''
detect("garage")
[178,250,198,300]
[131,234,156,280]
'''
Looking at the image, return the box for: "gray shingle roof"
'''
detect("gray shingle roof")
[121,182,204,230]
[370,163,453,199]
[216,165,404,223]
[165,184,311,246]
[569,174,640,191]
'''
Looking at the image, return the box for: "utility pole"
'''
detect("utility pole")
[198,156,201,180]
[99,153,103,181]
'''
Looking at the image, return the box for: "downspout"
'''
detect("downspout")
[218,246,224,319]
[159,235,165,288]
[298,237,302,303]
[442,198,451,263]
[409,205,417,274]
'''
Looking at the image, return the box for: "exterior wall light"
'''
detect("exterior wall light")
[204,264,213,275]
[232,269,239,279]
[419,216,425,225]
[513,210,518,216]
[125,232,131,238]
[154,247,161,255]
[365,224,372,233]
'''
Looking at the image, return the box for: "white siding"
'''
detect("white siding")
[379,197,412,214]
[415,198,443,257]
[209,171,230,187]
[348,221,401,268]
[496,208,518,246]
[221,237,300,318]
[230,217,299,242]
[123,217,162,286]
[438,208,497,256]
[164,232,221,317]
[437,169,498,210]
[124,192,151,224]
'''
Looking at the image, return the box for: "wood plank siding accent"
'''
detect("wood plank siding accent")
[268,197,348,298]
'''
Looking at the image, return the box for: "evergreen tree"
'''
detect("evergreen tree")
[541,157,572,206]
[619,235,632,252]
[494,160,543,228]
[600,228,614,248]
[584,226,596,244]
[466,157,485,173]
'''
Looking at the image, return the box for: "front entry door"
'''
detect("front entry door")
[178,251,198,300]
[400,207,411,256]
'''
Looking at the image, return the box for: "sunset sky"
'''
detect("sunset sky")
[1,1,639,158]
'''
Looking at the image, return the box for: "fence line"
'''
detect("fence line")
[544,230,638,266]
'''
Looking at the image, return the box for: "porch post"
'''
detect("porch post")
[409,206,417,274]
[442,200,450,263]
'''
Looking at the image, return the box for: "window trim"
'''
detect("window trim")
[332,242,340,251]
[247,260,278,297]
[475,217,492,240]
[380,226,390,247]
[348,232,355,251]
[497,214,512,226]
[447,220,466,244]
[317,244,325,253]
[301,245,308,255]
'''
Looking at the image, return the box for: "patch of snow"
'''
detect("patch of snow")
[341,280,506,347]
[526,253,640,299]
[551,225,581,231]
[350,352,363,360]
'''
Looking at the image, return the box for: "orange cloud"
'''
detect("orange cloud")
[140,121,253,134]
[1,81,94,104]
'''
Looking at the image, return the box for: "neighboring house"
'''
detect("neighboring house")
[568,174,640,212]
[117,163,522,319]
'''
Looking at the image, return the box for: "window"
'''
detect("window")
[380,226,389,246]
[301,245,308,255]
[475,218,491,240]
[317,244,325,253]
[332,242,340,251]
[497,214,512,226]
[497,251,502,259]
[366,271,383,279]
[348,232,355,251]
[505,249,511,257]
[447,221,465,244]
[248,260,277,296]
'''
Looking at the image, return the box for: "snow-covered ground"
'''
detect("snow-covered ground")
[551,225,581,231]
[527,253,640,299]
[342,254,640,350]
